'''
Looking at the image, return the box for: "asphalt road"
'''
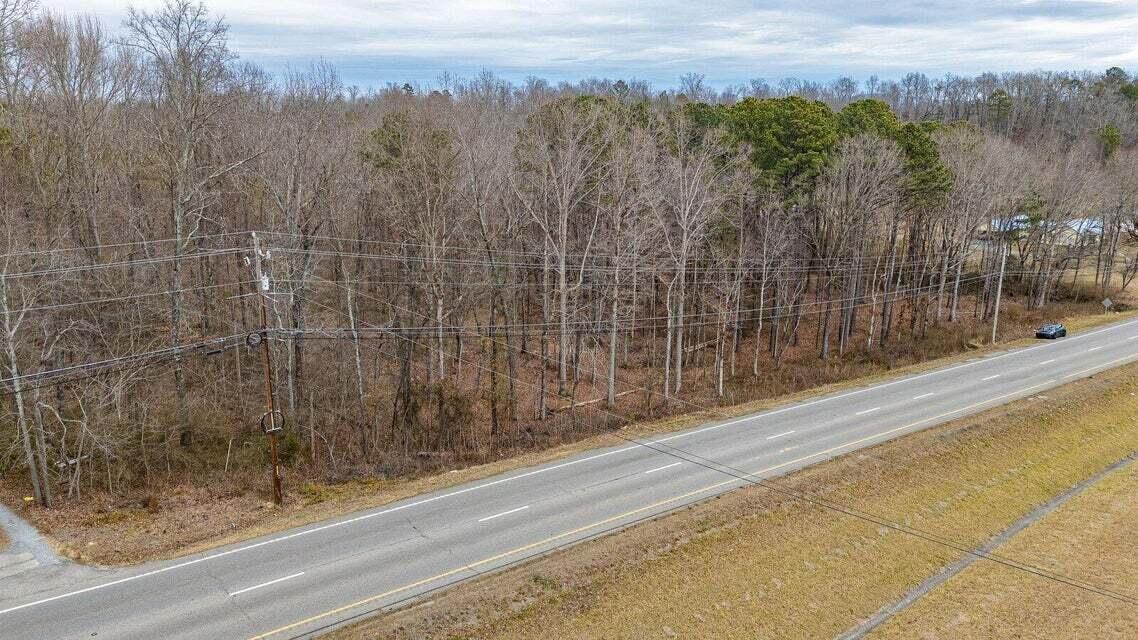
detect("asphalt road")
[5,316,1138,640]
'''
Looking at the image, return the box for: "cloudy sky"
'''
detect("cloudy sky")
[42,0,1138,89]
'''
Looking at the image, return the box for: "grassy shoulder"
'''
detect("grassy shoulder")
[3,306,1133,567]
[329,359,1138,639]
[870,456,1138,638]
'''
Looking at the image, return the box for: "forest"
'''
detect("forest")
[2,0,1138,508]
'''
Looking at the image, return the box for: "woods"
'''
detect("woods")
[3,0,1138,507]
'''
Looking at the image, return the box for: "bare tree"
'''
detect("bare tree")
[648,113,735,396]
[121,0,248,447]
[809,133,902,359]
[513,98,609,396]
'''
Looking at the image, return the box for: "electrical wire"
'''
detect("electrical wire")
[0,280,258,315]
[263,229,971,266]
[269,246,972,276]
[284,272,1009,338]
[0,247,248,280]
[288,287,1138,630]
[0,230,253,261]
[0,333,246,395]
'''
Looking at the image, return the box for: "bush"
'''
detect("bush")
[279,431,301,465]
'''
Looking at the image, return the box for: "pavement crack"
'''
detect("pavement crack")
[205,564,258,627]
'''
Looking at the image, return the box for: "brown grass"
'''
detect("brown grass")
[327,361,1138,640]
[869,461,1138,638]
[4,305,1132,567]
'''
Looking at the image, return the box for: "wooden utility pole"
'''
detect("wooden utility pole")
[991,243,1008,345]
[251,232,283,505]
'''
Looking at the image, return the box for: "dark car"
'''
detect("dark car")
[1035,323,1067,339]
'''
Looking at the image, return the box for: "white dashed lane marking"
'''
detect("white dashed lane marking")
[230,573,304,597]
[478,505,530,523]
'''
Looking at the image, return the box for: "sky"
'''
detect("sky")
[40,0,1138,90]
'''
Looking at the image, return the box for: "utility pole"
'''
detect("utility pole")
[991,243,1007,345]
[251,232,283,505]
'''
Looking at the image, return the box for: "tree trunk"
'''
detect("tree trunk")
[673,267,686,395]
[607,277,619,407]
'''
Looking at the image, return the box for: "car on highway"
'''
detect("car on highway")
[1035,323,1067,339]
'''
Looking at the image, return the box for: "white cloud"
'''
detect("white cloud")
[37,0,1138,87]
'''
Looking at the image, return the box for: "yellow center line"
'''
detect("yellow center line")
[245,375,1067,639]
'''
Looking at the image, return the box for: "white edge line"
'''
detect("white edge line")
[643,462,683,475]
[230,572,305,597]
[478,505,530,523]
[3,317,1136,616]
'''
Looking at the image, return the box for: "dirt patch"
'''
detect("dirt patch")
[4,307,1133,567]
[327,361,1138,640]
[868,455,1138,638]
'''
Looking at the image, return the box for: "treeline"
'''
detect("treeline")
[1,0,1137,506]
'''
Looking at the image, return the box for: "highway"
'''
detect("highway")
[4,316,1138,639]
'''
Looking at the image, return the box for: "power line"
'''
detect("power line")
[0,247,248,280]
[288,273,993,338]
[0,230,253,261]
[297,290,1138,617]
[335,273,1138,605]
[0,333,247,396]
[263,229,977,263]
[331,271,1082,512]
[270,246,973,276]
[0,279,258,315]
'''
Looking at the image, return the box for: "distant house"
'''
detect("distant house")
[978,215,1102,247]
[977,214,1030,240]
[1058,218,1102,247]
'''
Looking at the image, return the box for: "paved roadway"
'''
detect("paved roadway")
[5,317,1138,639]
